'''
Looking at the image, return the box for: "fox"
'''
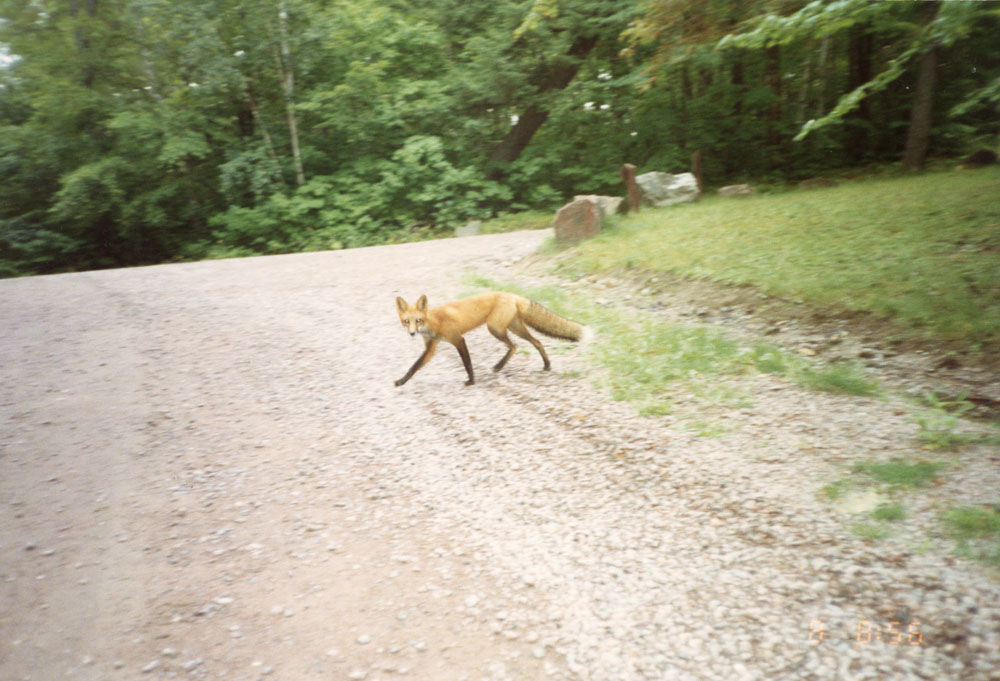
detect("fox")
[394,292,587,386]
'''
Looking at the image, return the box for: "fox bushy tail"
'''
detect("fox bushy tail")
[523,301,585,342]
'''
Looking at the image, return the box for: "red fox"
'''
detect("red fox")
[394,292,587,386]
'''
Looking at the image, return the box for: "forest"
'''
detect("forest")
[1,0,998,276]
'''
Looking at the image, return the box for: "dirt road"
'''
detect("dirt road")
[2,230,998,681]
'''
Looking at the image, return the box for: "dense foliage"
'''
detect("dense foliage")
[1,0,997,275]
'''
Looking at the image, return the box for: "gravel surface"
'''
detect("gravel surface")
[2,229,998,681]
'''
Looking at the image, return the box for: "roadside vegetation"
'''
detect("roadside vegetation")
[553,168,1000,349]
[464,272,879,418]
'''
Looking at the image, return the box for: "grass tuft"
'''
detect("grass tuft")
[872,502,906,522]
[942,505,1000,566]
[850,458,944,489]
[797,363,882,397]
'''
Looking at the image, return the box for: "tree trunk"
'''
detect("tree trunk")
[68,0,99,88]
[766,45,782,149]
[846,24,873,162]
[902,2,941,172]
[815,35,831,117]
[274,2,306,187]
[487,33,598,172]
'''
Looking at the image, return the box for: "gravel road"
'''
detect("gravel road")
[2,229,998,681]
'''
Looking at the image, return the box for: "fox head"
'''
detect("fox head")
[396,295,428,337]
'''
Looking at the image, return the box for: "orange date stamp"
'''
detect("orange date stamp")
[808,619,924,645]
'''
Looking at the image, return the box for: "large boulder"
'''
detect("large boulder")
[635,172,700,207]
[553,198,603,242]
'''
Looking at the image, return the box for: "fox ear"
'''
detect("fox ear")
[416,295,428,311]
[396,296,408,312]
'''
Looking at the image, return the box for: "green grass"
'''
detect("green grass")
[942,505,1000,566]
[913,392,1000,450]
[556,169,1000,347]
[796,363,881,397]
[850,458,945,489]
[872,502,906,522]
[821,478,855,501]
[850,521,892,541]
[464,275,882,419]
[478,210,554,235]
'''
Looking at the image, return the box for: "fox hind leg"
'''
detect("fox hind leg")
[509,318,551,371]
[487,325,518,372]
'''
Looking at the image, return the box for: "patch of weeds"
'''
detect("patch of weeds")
[914,392,999,450]
[850,458,944,489]
[851,520,892,541]
[821,478,854,501]
[751,343,796,375]
[872,502,906,522]
[686,420,729,438]
[942,505,1000,566]
[797,363,881,397]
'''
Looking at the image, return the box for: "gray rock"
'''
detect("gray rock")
[718,184,755,197]
[635,172,700,207]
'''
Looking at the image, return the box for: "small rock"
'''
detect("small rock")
[141,660,160,673]
[356,633,372,645]
[718,184,755,197]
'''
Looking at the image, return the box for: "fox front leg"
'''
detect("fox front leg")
[395,337,438,386]
[453,337,475,386]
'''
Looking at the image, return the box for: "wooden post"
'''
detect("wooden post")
[621,163,640,213]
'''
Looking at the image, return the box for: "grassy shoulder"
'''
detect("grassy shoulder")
[463,274,879,419]
[553,168,1000,349]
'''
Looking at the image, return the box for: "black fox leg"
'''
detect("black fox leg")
[395,338,438,386]
[509,319,551,370]
[487,326,517,372]
[454,338,475,385]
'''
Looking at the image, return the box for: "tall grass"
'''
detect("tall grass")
[557,169,1000,347]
